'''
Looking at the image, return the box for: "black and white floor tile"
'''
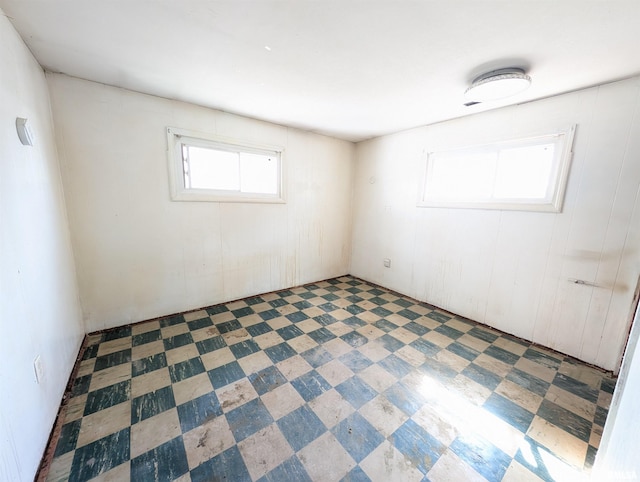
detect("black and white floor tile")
[44,276,616,482]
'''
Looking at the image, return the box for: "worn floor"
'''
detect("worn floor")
[44,275,616,482]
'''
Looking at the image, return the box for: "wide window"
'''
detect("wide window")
[418,126,575,212]
[167,127,284,203]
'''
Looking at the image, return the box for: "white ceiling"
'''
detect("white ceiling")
[2,1,640,142]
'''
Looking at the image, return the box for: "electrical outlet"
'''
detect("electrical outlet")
[383,258,391,268]
[34,355,44,384]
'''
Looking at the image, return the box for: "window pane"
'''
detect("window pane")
[239,152,278,194]
[187,146,239,191]
[493,144,554,199]
[426,152,496,201]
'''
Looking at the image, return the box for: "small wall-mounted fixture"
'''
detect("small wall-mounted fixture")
[16,117,35,146]
[464,68,531,103]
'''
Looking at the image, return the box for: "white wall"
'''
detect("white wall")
[48,74,354,332]
[0,12,85,482]
[593,299,640,480]
[351,77,640,371]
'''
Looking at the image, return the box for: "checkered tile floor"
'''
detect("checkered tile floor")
[44,276,616,482]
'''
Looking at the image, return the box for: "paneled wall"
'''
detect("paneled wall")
[0,13,84,482]
[351,77,640,371]
[48,74,354,333]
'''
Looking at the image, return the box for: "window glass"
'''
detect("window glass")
[186,146,239,191]
[239,152,278,194]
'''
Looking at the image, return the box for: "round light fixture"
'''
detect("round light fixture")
[464,68,531,102]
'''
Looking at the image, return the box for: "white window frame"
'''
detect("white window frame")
[417,125,576,212]
[167,127,285,203]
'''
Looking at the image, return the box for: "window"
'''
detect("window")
[418,126,575,212]
[167,127,284,203]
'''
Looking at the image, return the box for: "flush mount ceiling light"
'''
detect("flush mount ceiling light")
[464,68,531,103]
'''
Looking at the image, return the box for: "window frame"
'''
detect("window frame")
[167,127,285,203]
[417,125,576,212]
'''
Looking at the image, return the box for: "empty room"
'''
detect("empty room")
[2,1,640,481]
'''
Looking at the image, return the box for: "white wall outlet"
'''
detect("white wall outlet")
[383,258,391,268]
[34,355,44,384]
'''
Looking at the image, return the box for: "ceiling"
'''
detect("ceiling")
[2,1,640,142]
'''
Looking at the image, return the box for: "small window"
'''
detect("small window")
[167,127,284,203]
[418,126,575,212]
